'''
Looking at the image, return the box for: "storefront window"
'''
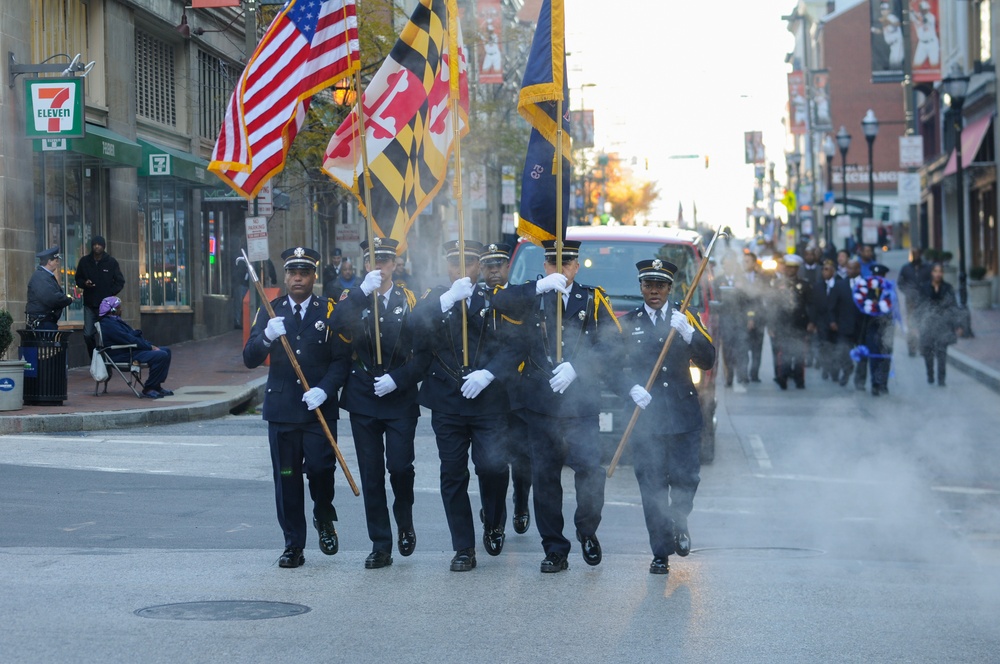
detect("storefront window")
[139,180,189,307]
[33,151,106,324]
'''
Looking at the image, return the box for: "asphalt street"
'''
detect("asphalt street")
[2,332,999,662]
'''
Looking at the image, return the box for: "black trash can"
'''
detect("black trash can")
[18,329,73,405]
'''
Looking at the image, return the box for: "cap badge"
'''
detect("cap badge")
[652,259,663,270]
[374,237,382,247]
[488,243,498,252]
[294,247,305,258]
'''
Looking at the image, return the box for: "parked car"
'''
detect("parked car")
[508,225,719,464]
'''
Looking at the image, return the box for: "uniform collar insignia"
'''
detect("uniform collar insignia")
[315,320,325,331]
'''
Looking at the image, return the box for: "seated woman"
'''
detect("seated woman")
[98,296,175,399]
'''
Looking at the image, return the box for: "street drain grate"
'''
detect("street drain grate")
[135,600,310,621]
[692,547,825,559]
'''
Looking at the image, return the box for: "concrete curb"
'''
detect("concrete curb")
[0,377,266,435]
[948,347,1000,395]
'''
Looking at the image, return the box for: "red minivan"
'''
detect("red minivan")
[507,225,719,464]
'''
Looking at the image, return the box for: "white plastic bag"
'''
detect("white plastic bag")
[90,350,109,382]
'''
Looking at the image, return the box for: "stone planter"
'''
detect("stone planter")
[0,359,26,411]
[968,279,992,310]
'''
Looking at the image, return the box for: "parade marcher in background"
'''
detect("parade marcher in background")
[857,244,876,278]
[26,247,74,331]
[75,236,125,355]
[243,247,349,569]
[480,242,532,535]
[846,259,870,390]
[716,253,749,392]
[767,254,814,390]
[393,255,416,291]
[741,251,766,382]
[836,250,850,279]
[898,247,932,357]
[491,240,622,573]
[412,240,516,572]
[812,259,858,386]
[917,262,962,386]
[321,248,343,298]
[801,248,822,368]
[98,296,175,399]
[335,238,420,569]
[851,263,900,396]
[328,259,358,301]
[620,259,715,575]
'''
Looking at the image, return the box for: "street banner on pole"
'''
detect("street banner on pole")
[870,0,905,83]
[911,0,941,83]
[787,72,807,135]
[477,0,504,84]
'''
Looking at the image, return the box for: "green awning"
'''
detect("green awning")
[137,138,211,185]
[33,123,142,168]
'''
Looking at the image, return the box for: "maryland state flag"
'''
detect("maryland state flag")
[517,0,571,245]
[322,0,469,251]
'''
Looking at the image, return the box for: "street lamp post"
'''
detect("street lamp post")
[861,110,879,247]
[837,126,852,251]
[823,135,836,251]
[788,151,802,250]
[943,68,971,312]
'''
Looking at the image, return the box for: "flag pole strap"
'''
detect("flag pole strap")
[352,70,385,369]
[606,225,727,478]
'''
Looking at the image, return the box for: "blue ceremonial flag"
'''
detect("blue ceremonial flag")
[517,0,571,245]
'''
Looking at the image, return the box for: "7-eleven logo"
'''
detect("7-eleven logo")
[31,82,77,134]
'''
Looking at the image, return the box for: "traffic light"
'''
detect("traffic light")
[704,155,710,169]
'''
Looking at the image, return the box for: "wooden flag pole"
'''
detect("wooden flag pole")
[606,226,727,478]
[239,251,360,496]
[447,0,469,368]
[352,70,384,369]
[555,98,564,363]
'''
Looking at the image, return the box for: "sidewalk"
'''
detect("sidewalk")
[0,330,267,435]
[949,306,1000,393]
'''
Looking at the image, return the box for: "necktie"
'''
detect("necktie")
[294,303,302,320]
[651,310,659,326]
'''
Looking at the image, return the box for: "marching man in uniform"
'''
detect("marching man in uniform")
[621,259,716,575]
[335,237,420,569]
[491,239,622,573]
[243,247,350,569]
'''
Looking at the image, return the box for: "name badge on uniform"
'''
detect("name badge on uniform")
[315,320,326,331]
[632,326,645,336]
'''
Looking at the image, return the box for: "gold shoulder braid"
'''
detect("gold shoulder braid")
[594,287,622,333]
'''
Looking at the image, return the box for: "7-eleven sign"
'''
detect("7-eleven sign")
[25,79,84,139]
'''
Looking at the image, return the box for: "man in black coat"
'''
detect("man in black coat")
[715,252,749,390]
[243,246,350,569]
[620,259,716,575]
[767,254,815,389]
[898,247,932,356]
[812,259,858,386]
[490,239,622,573]
[26,247,74,330]
[411,240,517,572]
[335,238,421,570]
[75,236,125,355]
[741,252,766,382]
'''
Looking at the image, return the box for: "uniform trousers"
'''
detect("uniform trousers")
[773,333,807,386]
[431,412,509,550]
[350,413,417,553]
[746,326,764,380]
[268,421,338,549]
[720,325,748,385]
[631,428,701,558]
[527,413,606,557]
[506,410,532,514]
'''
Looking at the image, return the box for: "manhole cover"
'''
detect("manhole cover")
[692,547,825,559]
[182,390,226,396]
[135,600,310,621]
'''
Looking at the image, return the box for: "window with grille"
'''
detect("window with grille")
[135,31,177,127]
[198,50,240,138]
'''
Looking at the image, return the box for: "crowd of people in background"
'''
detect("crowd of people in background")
[714,243,964,395]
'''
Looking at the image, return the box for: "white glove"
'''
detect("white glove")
[360,269,382,296]
[548,362,578,394]
[535,273,569,295]
[671,310,695,344]
[461,369,495,399]
[373,374,397,397]
[302,387,328,410]
[629,384,652,410]
[440,277,474,312]
[264,316,286,341]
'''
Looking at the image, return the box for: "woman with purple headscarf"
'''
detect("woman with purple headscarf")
[98,296,175,398]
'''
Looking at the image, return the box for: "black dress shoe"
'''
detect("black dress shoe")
[512,512,530,534]
[774,378,787,390]
[649,557,670,574]
[313,518,339,555]
[397,529,416,557]
[450,547,476,572]
[540,552,569,573]
[365,550,393,569]
[576,530,602,566]
[482,525,505,556]
[278,546,304,568]
[675,529,691,557]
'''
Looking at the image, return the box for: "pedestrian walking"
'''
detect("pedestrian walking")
[898,247,932,357]
[620,259,716,575]
[242,246,350,569]
[917,262,962,386]
[335,238,420,569]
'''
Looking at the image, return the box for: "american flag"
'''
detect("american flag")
[209,0,360,199]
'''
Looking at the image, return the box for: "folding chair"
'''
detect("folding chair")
[93,321,146,397]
